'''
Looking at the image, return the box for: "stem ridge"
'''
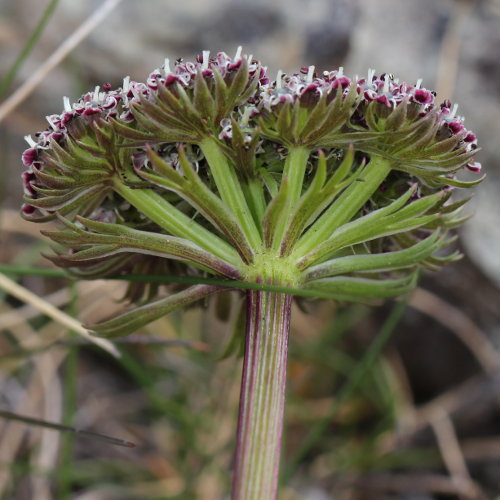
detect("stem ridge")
[232,289,292,500]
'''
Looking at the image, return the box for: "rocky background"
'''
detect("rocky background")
[1,0,500,499]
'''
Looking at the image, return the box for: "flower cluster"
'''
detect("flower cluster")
[22,51,481,209]
[257,66,479,174]
[259,66,476,142]
[146,48,269,91]
[21,49,483,336]
[259,66,350,109]
[21,78,152,215]
[22,79,147,165]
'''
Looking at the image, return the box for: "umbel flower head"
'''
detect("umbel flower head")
[21,48,482,337]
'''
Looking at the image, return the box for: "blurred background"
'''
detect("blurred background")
[1,0,500,498]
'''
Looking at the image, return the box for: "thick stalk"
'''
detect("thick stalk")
[232,289,293,500]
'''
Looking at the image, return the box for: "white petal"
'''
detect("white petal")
[164,58,171,75]
[24,135,37,147]
[276,69,283,89]
[63,96,72,112]
[202,50,210,70]
[306,65,315,83]
[122,76,130,93]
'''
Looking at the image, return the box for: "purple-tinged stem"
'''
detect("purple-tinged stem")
[232,288,293,500]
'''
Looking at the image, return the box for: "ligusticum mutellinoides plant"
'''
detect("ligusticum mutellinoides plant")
[21,48,482,500]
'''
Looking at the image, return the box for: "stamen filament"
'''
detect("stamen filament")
[202,50,210,70]
[122,76,130,93]
[164,58,171,75]
[383,74,390,93]
[306,65,315,83]
[63,96,72,112]
[276,70,283,90]
[24,135,37,148]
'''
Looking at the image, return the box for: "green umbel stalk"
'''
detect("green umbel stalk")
[282,146,310,206]
[114,182,240,266]
[271,146,311,251]
[200,137,262,250]
[232,289,293,500]
[293,155,392,257]
[242,177,266,234]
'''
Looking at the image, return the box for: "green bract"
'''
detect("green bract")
[21,49,482,337]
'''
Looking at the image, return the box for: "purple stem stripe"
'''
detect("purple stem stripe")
[232,288,293,500]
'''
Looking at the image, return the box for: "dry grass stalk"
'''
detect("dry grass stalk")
[0,273,119,357]
[0,0,123,124]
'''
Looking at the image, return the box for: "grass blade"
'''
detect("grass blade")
[0,0,60,97]
[0,410,135,448]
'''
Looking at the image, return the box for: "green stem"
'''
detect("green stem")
[114,182,240,266]
[271,146,310,251]
[232,288,292,500]
[293,155,392,258]
[242,177,266,234]
[200,137,262,251]
[283,146,310,206]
